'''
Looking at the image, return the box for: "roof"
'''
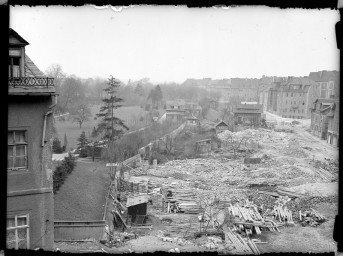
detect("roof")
[25,54,46,78]
[233,103,263,114]
[215,120,229,127]
[195,139,211,144]
[186,115,198,120]
[9,28,29,46]
[166,99,186,106]
[126,194,149,208]
[312,98,338,111]
[309,70,339,82]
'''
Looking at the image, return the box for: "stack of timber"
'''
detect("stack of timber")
[315,167,337,182]
[223,225,260,255]
[166,222,200,236]
[271,205,293,224]
[163,188,201,214]
[228,200,281,235]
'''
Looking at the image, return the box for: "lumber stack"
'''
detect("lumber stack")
[166,222,200,235]
[272,205,293,224]
[223,225,260,255]
[228,200,279,235]
[163,188,200,214]
[316,167,337,182]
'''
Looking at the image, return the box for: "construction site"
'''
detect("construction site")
[55,114,338,254]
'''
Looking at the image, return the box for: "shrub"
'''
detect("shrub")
[52,137,63,154]
[53,153,76,194]
[149,151,169,165]
[79,148,88,158]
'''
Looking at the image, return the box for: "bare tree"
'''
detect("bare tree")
[45,64,66,79]
[218,130,252,159]
[70,103,91,128]
[162,134,174,156]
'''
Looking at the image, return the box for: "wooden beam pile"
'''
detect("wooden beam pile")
[223,225,260,255]
[163,188,201,214]
[315,167,337,182]
[272,205,293,224]
[228,200,280,235]
[166,222,200,235]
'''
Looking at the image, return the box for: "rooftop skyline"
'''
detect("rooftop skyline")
[10,6,339,84]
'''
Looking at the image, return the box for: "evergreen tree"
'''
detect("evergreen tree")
[63,133,68,152]
[91,127,98,138]
[134,83,144,96]
[52,137,63,153]
[147,85,163,109]
[77,131,89,149]
[96,76,128,141]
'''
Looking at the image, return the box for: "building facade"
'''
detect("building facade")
[232,103,263,126]
[327,101,339,147]
[275,77,316,119]
[7,29,56,250]
[310,99,336,140]
[215,121,230,134]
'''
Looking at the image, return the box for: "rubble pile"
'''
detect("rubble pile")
[311,159,339,182]
[196,235,226,251]
[299,209,327,227]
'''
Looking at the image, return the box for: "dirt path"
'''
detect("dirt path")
[293,126,338,162]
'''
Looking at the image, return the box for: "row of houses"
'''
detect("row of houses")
[183,77,261,102]
[259,71,339,119]
[165,99,202,123]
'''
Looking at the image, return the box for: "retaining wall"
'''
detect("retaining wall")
[54,220,106,241]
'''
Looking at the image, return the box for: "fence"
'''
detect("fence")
[54,220,106,241]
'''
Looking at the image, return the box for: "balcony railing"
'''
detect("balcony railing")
[8,77,54,88]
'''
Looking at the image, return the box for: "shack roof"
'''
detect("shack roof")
[126,194,149,208]
[215,120,229,127]
[233,103,263,114]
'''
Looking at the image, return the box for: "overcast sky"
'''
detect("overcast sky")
[10,6,339,84]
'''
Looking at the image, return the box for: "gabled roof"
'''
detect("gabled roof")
[309,70,339,82]
[215,120,229,127]
[233,103,263,114]
[9,28,29,46]
[25,54,46,78]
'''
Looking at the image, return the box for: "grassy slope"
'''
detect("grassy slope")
[54,159,110,220]
[55,105,149,151]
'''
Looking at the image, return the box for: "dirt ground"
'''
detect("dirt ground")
[55,115,339,253]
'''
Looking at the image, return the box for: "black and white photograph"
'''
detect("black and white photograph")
[7,5,340,254]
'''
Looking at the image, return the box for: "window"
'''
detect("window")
[8,57,21,78]
[7,214,30,249]
[8,130,28,170]
[291,93,293,97]
[320,82,330,98]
